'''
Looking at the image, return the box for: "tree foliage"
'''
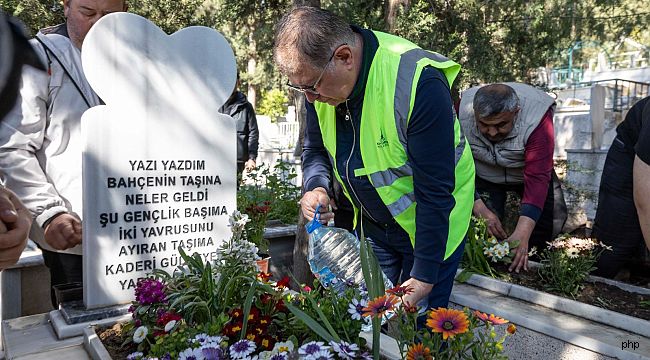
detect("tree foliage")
[2,0,648,92]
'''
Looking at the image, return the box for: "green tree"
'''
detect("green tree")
[1,0,64,35]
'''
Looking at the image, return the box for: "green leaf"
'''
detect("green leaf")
[240,279,257,340]
[284,301,335,342]
[456,269,474,283]
[305,292,341,342]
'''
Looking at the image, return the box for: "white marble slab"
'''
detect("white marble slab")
[80,13,237,308]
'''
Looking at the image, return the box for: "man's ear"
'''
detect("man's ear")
[63,0,74,17]
[337,45,355,67]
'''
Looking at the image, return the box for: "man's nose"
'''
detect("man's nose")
[488,127,498,137]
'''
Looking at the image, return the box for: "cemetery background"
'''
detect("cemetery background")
[1,0,650,359]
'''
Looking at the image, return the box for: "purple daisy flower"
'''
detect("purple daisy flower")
[305,349,333,360]
[126,352,143,360]
[347,298,367,321]
[202,345,225,360]
[229,339,256,359]
[298,341,329,356]
[178,347,203,360]
[269,353,288,360]
[329,340,359,359]
[193,333,210,344]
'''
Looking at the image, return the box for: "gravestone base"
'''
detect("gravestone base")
[61,301,130,325]
[50,302,131,340]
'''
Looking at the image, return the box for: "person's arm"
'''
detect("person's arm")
[508,108,554,272]
[245,102,259,170]
[633,99,650,250]
[0,55,79,250]
[299,100,334,222]
[401,67,456,305]
[0,187,31,270]
[633,156,650,251]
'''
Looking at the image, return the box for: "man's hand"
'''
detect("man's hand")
[473,199,507,239]
[506,216,536,273]
[244,159,256,172]
[44,213,82,250]
[401,277,433,307]
[0,188,32,270]
[299,187,336,224]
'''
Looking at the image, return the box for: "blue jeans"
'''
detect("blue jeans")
[361,217,465,312]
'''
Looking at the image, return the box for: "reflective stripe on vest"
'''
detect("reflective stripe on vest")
[315,31,474,260]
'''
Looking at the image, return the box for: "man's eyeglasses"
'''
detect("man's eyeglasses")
[286,43,347,95]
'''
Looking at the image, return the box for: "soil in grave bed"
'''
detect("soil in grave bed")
[98,323,136,360]
[490,263,650,321]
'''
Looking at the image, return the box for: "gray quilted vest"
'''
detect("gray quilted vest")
[458,83,555,184]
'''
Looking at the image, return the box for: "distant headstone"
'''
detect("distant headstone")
[590,85,606,149]
[80,13,237,308]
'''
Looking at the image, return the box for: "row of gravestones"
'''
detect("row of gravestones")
[81,13,237,309]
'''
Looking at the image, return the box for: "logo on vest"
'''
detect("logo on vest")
[377,132,389,148]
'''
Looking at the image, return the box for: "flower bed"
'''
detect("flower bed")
[459,218,650,338]
[89,212,516,360]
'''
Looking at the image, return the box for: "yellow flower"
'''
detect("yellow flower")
[507,324,517,334]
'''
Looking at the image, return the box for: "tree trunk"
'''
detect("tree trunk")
[292,208,315,287]
[247,56,257,108]
[385,0,410,32]
[247,30,258,108]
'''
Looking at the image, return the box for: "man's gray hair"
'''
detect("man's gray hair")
[473,84,520,119]
[273,6,356,76]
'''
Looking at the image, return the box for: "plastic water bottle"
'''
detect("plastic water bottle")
[306,205,393,295]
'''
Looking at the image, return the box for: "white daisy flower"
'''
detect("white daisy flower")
[179,347,205,360]
[329,340,359,359]
[133,326,148,344]
[230,339,256,359]
[126,352,143,360]
[164,320,176,333]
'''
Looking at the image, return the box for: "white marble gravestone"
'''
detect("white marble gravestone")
[81,13,237,309]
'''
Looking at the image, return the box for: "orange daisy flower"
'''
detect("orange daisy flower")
[386,284,414,297]
[362,294,400,318]
[507,324,517,334]
[426,308,469,340]
[473,310,509,325]
[406,343,433,360]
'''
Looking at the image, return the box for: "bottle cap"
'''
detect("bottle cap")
[305,203,323,234]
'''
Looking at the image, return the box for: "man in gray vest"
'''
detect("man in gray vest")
[459,83,566,273]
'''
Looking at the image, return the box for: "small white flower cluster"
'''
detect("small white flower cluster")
[220,238,261,263]
[483,237,511,263]
[546,236,611,259]
[229,210,250,240]
[218,210,261,264]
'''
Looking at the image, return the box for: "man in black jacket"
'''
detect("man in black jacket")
[219,74,259,174]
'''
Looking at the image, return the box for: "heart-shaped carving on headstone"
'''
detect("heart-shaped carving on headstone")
[82,12,236,114]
